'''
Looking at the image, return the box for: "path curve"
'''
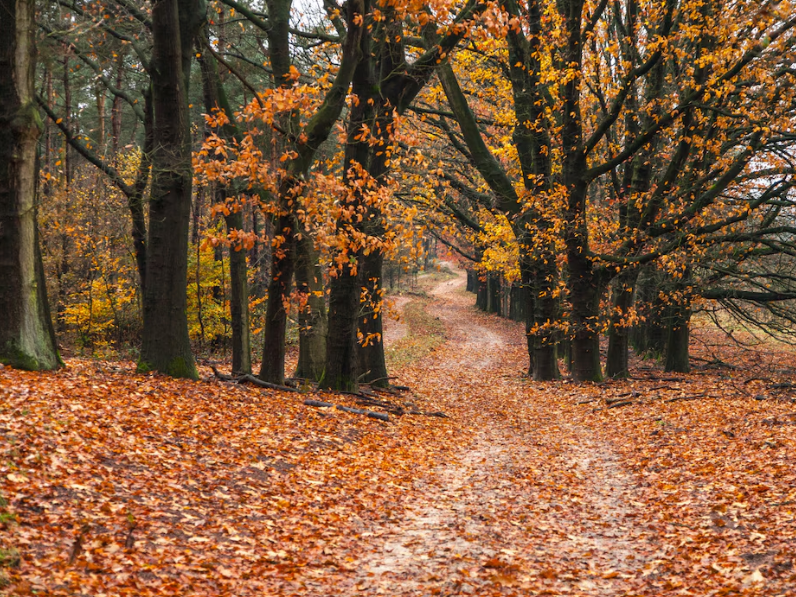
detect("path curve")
[315,266,657,595]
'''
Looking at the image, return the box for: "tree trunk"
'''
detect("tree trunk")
[606,269,639,378]
[525,262,560,381]
[138,0,203,379]
[664,303,691,373]
[357,250,389,386]
[0,0,60,370]
[476,274,487,310]
[630,266,668,359]
[568,248,604,382]
[466,269,476,293]
[321,3,373,391]
[486,273,500,314]
[294,229,327,380]
[324,255,361,391]
[198,38,252,375]
[259,205,295,384]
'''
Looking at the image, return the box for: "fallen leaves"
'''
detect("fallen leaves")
[1,268,796,595]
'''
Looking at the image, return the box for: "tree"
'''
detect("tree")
[0,0,61,370]
[138,0,205,379]
[323,0,487,391]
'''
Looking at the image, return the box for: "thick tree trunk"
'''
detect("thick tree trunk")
[357,250,389,386]
[294,230,326,381]
[476,274,487,310]
[138,0,203,379]
[0,0,60,370]
[466,269,476,293]
[322,5,373,391]
[259,206,295,384]
[664,304,691,373]
[606,269,639,378]
[324,256,361,391]
[524,260,560,381]
[568,248,604,382]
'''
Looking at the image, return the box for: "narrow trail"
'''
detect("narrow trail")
[318,267,659,595]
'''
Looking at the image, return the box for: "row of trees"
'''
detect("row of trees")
[415,0,796,380]
[1,0,794,385]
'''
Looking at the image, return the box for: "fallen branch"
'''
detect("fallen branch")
[211,367,299,393]
[664,393,706,403]
[357,400,404,416]
[364,376,398,386]
[238,374,300,393]
[304,400,334,408]
[607,400,634,409]
[303,399,390,422]
[743,376,771,384]
[408,409,448,418]
[605,397,634,405]
[210,365,235,381]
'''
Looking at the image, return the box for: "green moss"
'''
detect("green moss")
[1,341,41,371]
[0,548,19,568]
[166,356,198,380]
[137,357,198,380]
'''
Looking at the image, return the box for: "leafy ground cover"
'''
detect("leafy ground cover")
[1,267,795,596]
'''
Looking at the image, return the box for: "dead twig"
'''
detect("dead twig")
[664,393,707,403]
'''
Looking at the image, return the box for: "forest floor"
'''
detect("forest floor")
[2,266,796,596]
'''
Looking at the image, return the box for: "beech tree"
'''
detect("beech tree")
[138,0,206,378]
[0,0,60,370]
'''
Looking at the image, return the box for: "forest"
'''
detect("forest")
[1,0,795,594]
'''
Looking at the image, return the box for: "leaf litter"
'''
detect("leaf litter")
[1,268,795,595]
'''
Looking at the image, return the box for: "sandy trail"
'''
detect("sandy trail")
[313,266,657,596]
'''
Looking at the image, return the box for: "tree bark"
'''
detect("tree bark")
[322,9,374,391]
[259,0,363,384]
[664,304,691,373]
[259,204,295,384]
[606,269,639,378]
[0,0,60,370]
[138,0,204,379]
[357,250,388,386]
[294,230,327,380]
[198,37,252,375]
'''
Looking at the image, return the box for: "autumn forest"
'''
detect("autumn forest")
[1,0,796,594]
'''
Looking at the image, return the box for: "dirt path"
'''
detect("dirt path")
[318,267,659,595]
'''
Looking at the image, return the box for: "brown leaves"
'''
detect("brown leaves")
[3,269,796,595]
